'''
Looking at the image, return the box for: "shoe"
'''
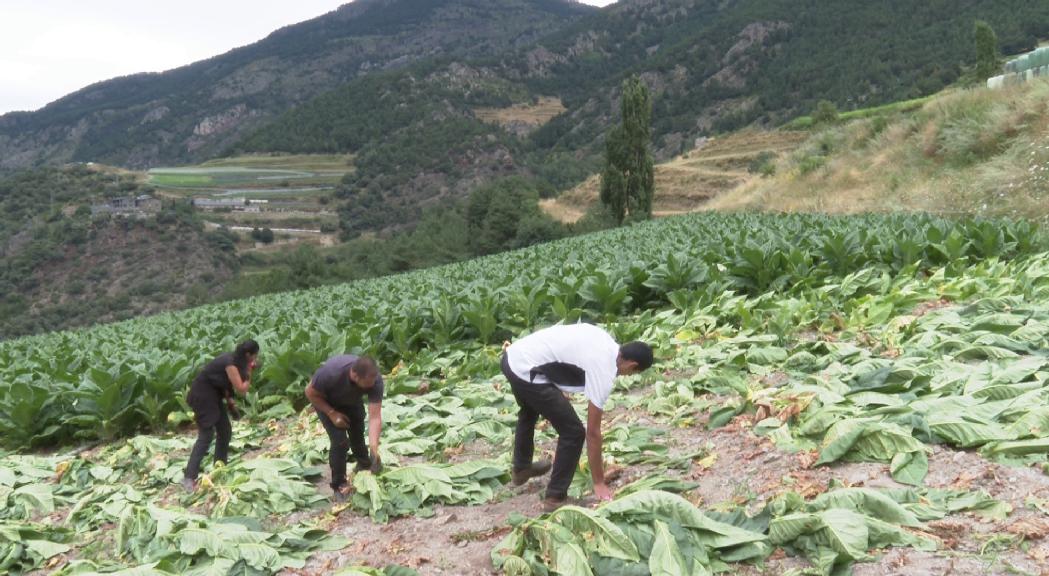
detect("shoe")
[542,496,567,513]
[511,460,552,486]
[181,477,197,493]
[332,484,352,503]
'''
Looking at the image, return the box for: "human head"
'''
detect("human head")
[234,339,260,364]
[616,341,653,376]
[350,356,379,389]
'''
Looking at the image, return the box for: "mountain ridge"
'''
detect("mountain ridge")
[0,0,596,170]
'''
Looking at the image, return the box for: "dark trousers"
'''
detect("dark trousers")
[501,353,585,500]
[317,404,369,490]
[185,402,232,480]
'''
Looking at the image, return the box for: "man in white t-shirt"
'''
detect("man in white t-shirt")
[500,323,654,511]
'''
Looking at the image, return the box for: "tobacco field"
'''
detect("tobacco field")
[4,212,1049,575]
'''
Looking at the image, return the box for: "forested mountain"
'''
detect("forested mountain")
[4,0,1049,238]
[0,0,594,170]
[234,0,1049,235]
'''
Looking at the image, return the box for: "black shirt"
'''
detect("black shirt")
[311,354,384,409]
[189,353,247,403]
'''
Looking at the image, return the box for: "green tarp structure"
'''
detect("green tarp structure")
[990,47,1049,88]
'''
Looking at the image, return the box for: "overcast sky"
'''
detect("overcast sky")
[0,0,617,115]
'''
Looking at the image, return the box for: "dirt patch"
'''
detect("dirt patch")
[684,421,1049,575]
[474,97,567,136]
[285,487,546,575]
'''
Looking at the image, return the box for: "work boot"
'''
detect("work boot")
[542,496,567,513]
[511,460,552,486]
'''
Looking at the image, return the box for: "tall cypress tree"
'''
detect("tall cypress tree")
[974,20,1000,81]
[600,76,654,225]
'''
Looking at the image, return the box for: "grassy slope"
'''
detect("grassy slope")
[709,81,1049,219]
[540,130,808,223]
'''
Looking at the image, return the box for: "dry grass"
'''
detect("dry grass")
[541,130,806,222]
[537,197,588,224]
[708,81,1049,220]
[474,96,566,128]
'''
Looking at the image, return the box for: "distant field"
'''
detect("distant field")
[149,168,324,190]
[148,154,354,191]
[148,154,352,236]
[784,95,936,129]
[211,188,333,200]
[199,153,354,171]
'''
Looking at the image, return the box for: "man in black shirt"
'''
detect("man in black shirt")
[305,354,384,499]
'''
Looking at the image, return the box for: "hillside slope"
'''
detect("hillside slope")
[708,81,1049,219]
[0,166,237,339]
[540,129,806,222]
[232,0,1049,234]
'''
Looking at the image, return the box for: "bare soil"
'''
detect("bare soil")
[284,392,1049,576]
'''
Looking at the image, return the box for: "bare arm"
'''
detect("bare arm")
[226,365,250,395]
[367,402,382,455]
[305,381,335,417]
[586,401,612,500]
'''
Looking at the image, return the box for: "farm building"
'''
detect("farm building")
[91,194,161,216]
[988,46,1049,88]
[192,198,248,210]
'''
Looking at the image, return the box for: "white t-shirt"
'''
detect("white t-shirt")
[506,323,619,410]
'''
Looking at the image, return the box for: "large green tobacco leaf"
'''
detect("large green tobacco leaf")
[816,419,928,480]
[0,382,64,448]
[521,519,593,576]
[352,460,506,522]
[6,483,57,518]
[547,506,639,562]
[107,504,346,575]
[768,507,935,576]
[982,437,1049,457]
[497,490,768,575]
[602,491,767,550]
[928,418,1014,448]
[889,451,928,487]
[0,520,72,574]
[649,520,699,576]
[809,488,922,526]
[188,458,327,517]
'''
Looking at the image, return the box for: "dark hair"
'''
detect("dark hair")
[352,356,378,377]
[620,341,654,371]
[234,339,260,362]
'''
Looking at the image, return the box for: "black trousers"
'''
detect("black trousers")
[185,400,232,480]
[317,404,370,490]
[501,353,585,500]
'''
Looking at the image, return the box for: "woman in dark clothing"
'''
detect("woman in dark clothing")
[182,339,259,491]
